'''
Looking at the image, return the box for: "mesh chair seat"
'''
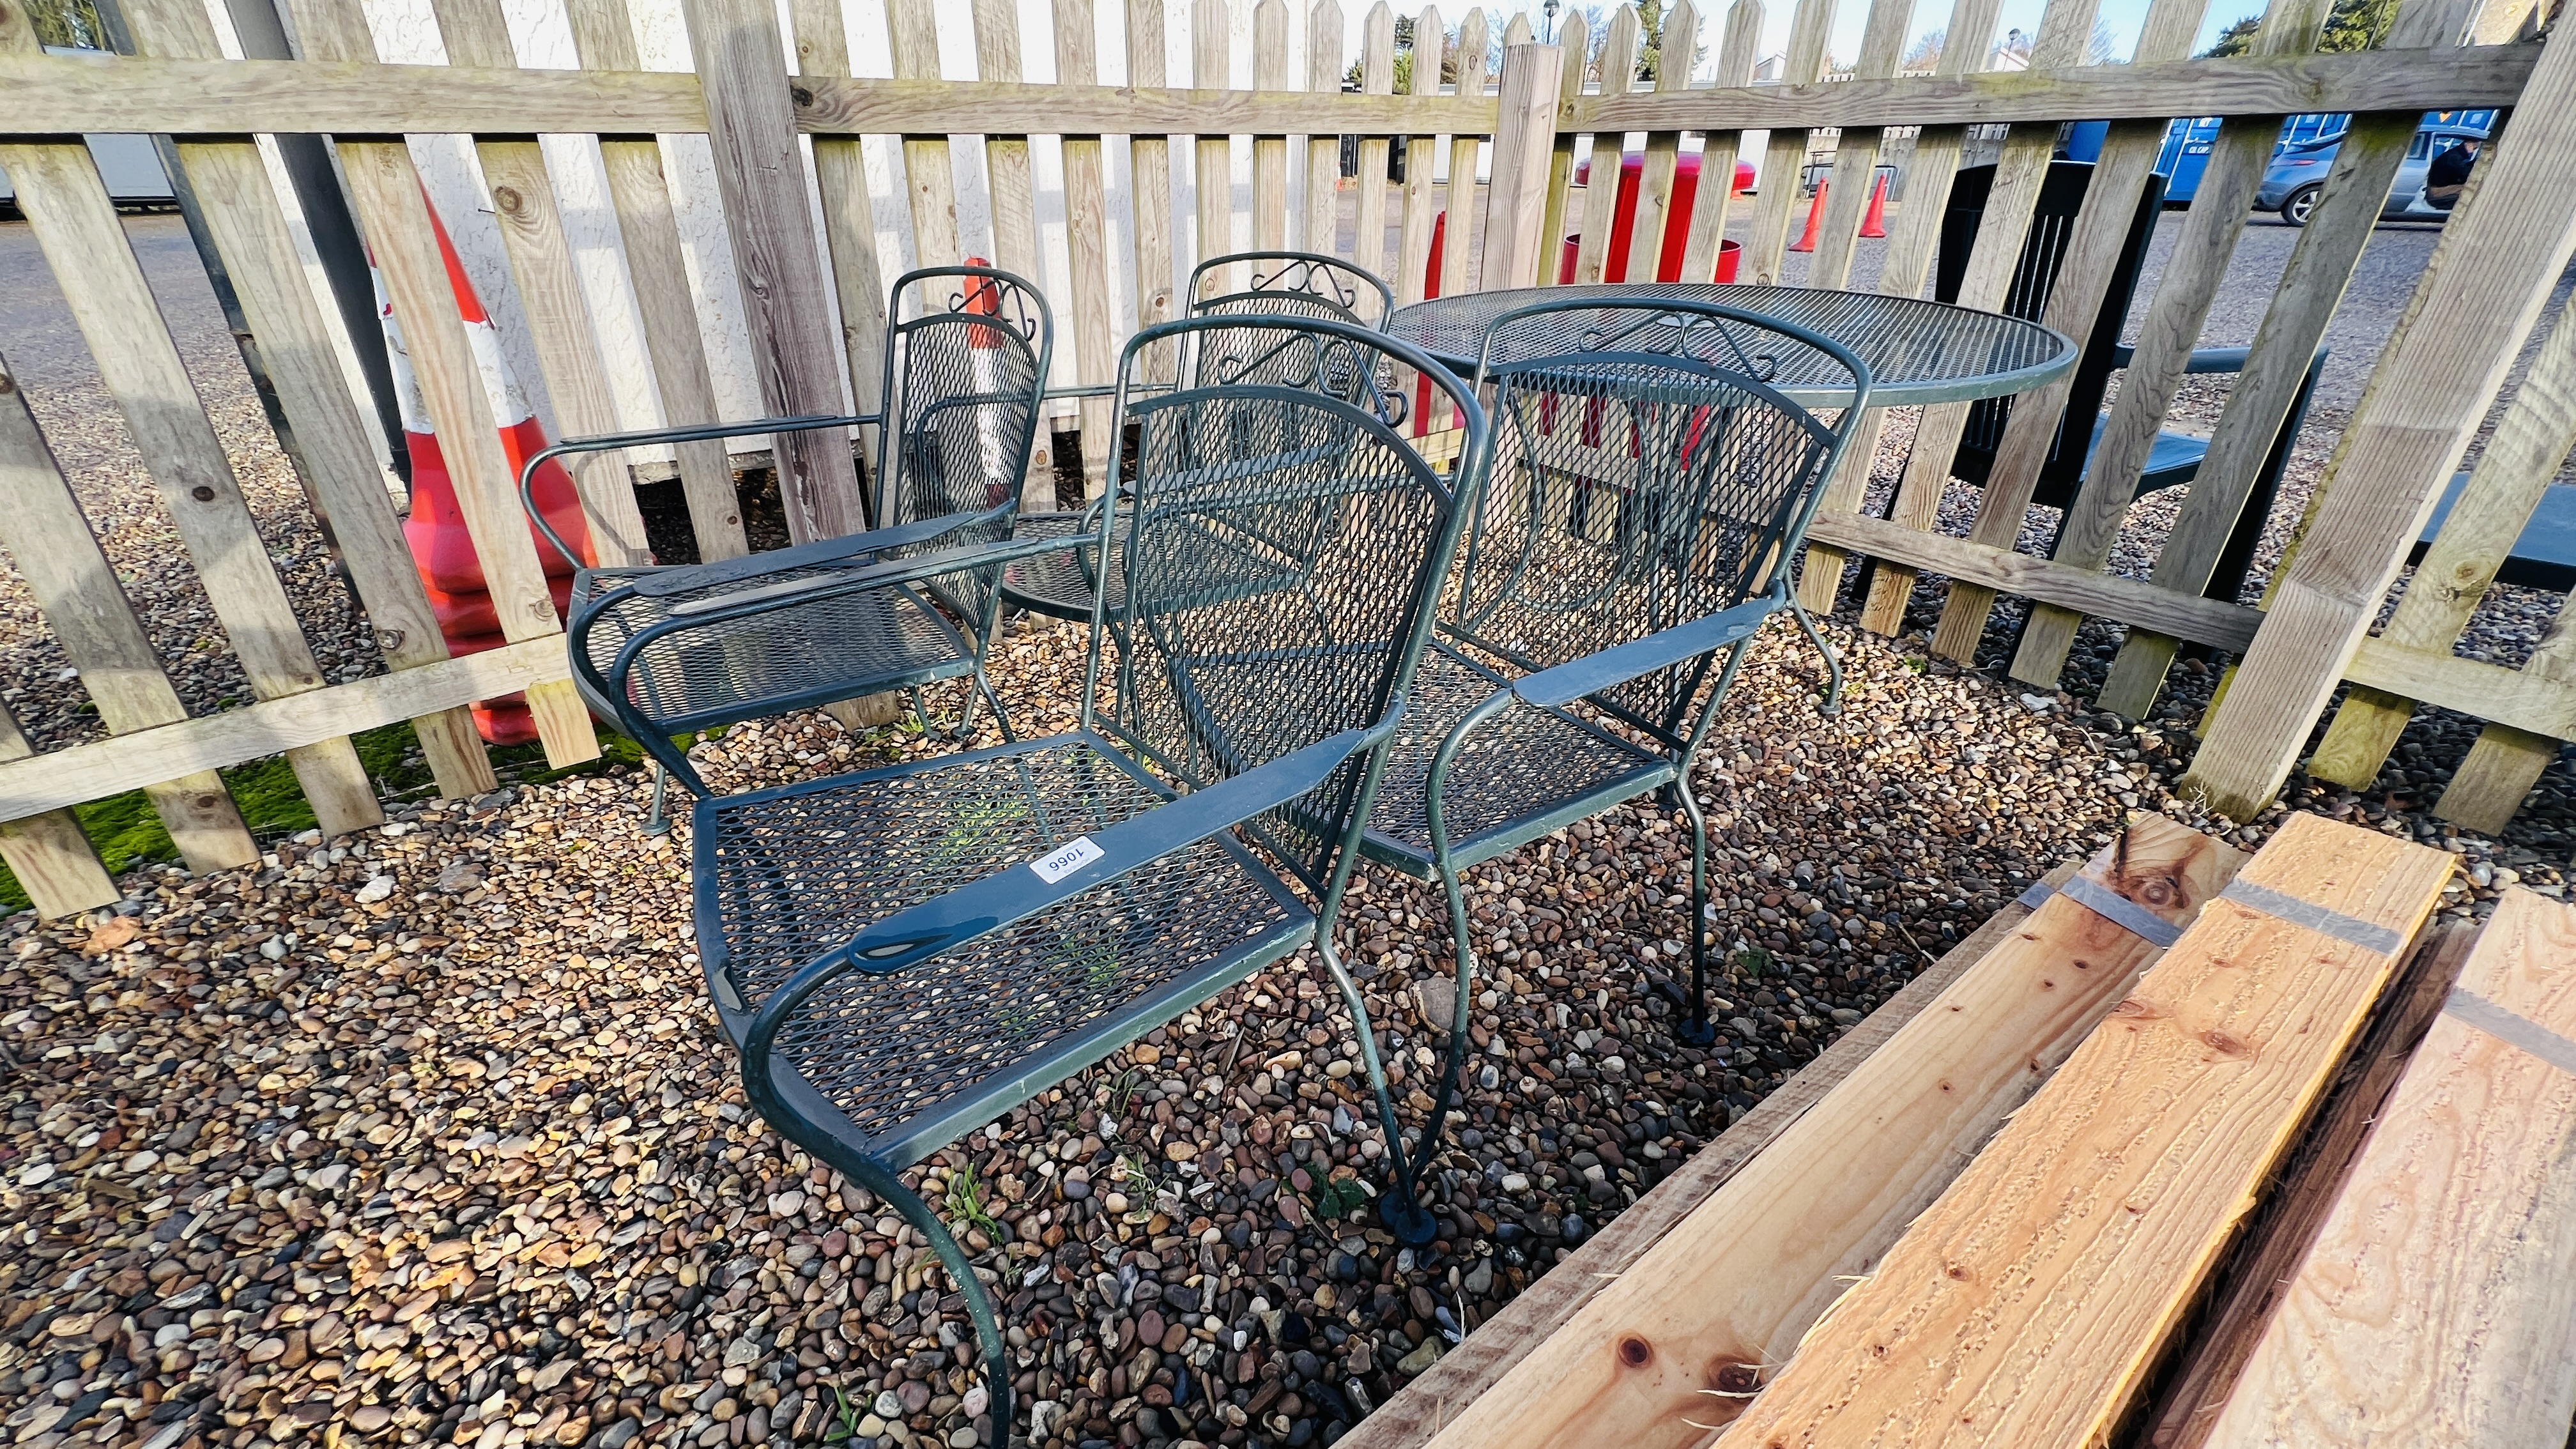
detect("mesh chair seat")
[1361,645,1666,869]
[571,563,977,737]
[696,733,1305,1167]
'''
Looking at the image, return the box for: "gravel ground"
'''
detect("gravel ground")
[6,207,2576,1449]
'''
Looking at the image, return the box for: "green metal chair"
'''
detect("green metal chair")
[661,314,1487,1448]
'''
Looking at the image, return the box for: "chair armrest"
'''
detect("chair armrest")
[651,530,1074,622]
[627,507,1003,599]
[742,717,1397,1022]
[519,412,875,563]
[1511,599,1777,709]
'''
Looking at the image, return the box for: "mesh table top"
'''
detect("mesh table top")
[1388,284,2078,406]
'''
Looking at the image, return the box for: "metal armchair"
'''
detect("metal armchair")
[1354,299,1870,1202]
[521,266,1051,829]
[690,314,1489,1447]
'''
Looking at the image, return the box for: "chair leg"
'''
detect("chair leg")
[1788,598,1844,716]
[644,763,671,838]
[973,666,1016,744]
[1312,931,1443,1246]
[910,687,931,737]
[1673,781,1718,1047]
[832,1161,1013,1449]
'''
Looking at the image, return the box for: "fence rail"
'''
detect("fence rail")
[0,0,2570,918]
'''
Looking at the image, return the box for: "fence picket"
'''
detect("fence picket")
[1196,0,1239,294]
[0,344,261,873]
[1305,0,1346,256]
[0,132,385,834]
[1806,0,1917,290]
[1569,7,1639,286]
[1535,7,1586,281]
[1441,9,1490,294]
[2184,15,2576,820]
[1054,0,1118,495]
[1353,3,1399,280]
[1740,0,1836,283]
[969,0,1057,503]
[1129,0,1181,375]
[1678,0,1761,285]
[1626,1,1695,286]
[1394,4,1445,304]
[790,0,892,483]
[2007,0,2333,685]
[1480,38,1561,290]
[1255,0,1292,251]
[890,0,962,269]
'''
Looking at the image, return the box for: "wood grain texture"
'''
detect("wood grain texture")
[1394,4,1445,305]
[2009,0,2332,687]
[1625,1,1694,288]
[1345,855,2092,1449]
[0,639,573,823]
[1533,9,1586,284]
[1738,0,1835,284]
[1414,816,2246,1449]
[788,0,891,484]
[1253,0,1292,253]
[2204,888,2576,1448]
[2183,17,2576,821]
[1303,0,1344,257]
[1721,812,2456,1448]
[887,0,960,268]
[2139,917,2478,1449]
[1439,8,1489,296]
[974,0,1043,288]
[1678,0,1761,289]
[2437,568,2576,831]
[682,0,866,543]
[1569,4,1639,287]
[1,134,383,835]
[1353,3,1397,280]
[0,701,116,919]
[1478,41,1562,292]
[1128,0,1179,375]
[1055,0,1117,493]
[2092,0,2488,715]
[0,347,259,870]
[1193,0,1236,293]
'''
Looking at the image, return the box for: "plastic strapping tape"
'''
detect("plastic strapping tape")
[2216,879,2404,956]
[2442,986,2576,1077]
[2014,874,2182,947]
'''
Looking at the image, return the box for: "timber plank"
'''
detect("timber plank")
[1803,0,1917,291]
[1353,3,1397,281]
[1677,0,1760,288]
[1476,38,1559,293]
[2183,15,2576,820]
[1532,10,1586,285]
[1568,5,1639,288]
[1346,856,2090,1449]
[1406,816,2244,1449]
[1625,2,1692,289]
[1393,4,1444,305]
[1303,0,1346,257]
[1193,0,1236,293]
[790,0,891,480]
[1438,9,1489,298]
[1253,0,1291,254]
[1720,812,2455,1448]
[1055,0,1118,494]
[1128,0,1179,376]
[0,693,118,920]
[2138,917,2478,1449]
[1738,0,1833,284]
[2204,889,2576,1448]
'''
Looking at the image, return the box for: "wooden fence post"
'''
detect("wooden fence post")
[2182,17,2576,820]
[1567,6,1640,287]
[1677,0,1761,285]
[889,0,962,271]
[790,0,891,488]
[1353,3,1399,280]
[1394,4,1446,303]
[1626,1,1696,286]
[1253,0,1292,255]
[1805,0,1921,292]
[1533,8,1585,278]
[1738,0,1835,284]
[1441,9,1491,293]
[0,702,118,919]
[1195,0,1238,296]
[1128,0,1180,374]
[1478,42,1562,291]
[682,0,869,543]
[1303,0,1347,257]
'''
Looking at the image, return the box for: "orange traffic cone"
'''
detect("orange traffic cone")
[1787,179,1827,253]
[1858,172,1891,238]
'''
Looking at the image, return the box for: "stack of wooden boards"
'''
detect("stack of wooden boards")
[1344,811,2576,1448]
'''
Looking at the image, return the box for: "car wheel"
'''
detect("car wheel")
[2281,184,2322,227]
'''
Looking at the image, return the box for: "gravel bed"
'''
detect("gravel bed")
[2,612,2562,1449]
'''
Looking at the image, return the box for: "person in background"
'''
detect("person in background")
[2425,136,2480,211]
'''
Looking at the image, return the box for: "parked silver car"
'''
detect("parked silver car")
[2257,121,2488,226]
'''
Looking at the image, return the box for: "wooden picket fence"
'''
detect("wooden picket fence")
[0,0,2570,919]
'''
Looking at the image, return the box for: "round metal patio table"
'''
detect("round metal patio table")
[1387,282,2077,406]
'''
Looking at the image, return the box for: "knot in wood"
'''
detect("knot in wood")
[1709,1359,1763,1394]
[2201,1028,2251,1059]
[1616,1335,1653,1368]
[792,84,816,107]
[492,185,523,213]
[2126,873,2180,909]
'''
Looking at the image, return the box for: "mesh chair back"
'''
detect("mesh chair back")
[1453,299,1863,740]
[1090,315,1487,891]
[1189,250,1395,328]
[873,266,1052,615]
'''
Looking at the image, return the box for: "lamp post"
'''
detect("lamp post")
[1542,0,1558,42]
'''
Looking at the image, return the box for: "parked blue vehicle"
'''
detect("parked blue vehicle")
[2255,118,2489,225]
[2152,110,2494,206]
